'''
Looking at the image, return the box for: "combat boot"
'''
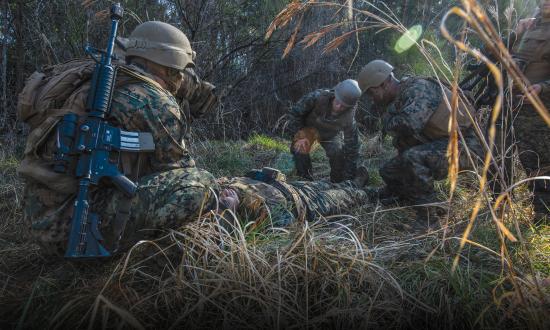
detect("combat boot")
[293,152,314,181]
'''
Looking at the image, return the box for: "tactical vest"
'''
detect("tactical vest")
[304,90,356,140]
[513,18,550,85]
[407,77,475,140]
[17,60,170,193]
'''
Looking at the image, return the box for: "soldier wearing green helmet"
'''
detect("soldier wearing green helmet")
[287,79,362,183]
[19,21,219,256]
[358,60,482,226]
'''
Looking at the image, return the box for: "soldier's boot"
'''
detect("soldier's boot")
[293,152,314,181]
[327,151,346,183]
[352,165,369,188]
[533,190,550,225]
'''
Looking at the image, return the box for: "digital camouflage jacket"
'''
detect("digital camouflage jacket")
[287,89,360,173]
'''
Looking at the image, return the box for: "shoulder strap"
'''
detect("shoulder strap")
[116,65,172,96]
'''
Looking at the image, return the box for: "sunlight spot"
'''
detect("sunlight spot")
[394,25,423,53]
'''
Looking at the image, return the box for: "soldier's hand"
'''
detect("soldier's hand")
[515,18,536,36]
[220,188,239,212]
[526,84,542,96]
[293,138,310,154]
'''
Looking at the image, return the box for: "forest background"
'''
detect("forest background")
[2,0,535,138]
[0,0,549,329]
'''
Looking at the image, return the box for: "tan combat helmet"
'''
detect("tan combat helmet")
[358,60,394,92]
[124,21,196,70]
[334,79,362,107]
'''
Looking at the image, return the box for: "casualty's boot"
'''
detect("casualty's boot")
[352,165,370,188]
[293,152,314,181]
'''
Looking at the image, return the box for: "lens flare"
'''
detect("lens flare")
[394,25,423,53]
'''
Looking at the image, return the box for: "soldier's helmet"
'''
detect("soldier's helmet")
[358,60,394,92]
[125,21,196,70]
[334,79,362,107]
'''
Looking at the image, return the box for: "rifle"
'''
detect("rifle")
[54,3,155,258]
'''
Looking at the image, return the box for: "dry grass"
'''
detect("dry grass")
[0,1,549,328]
[0,134,548,329]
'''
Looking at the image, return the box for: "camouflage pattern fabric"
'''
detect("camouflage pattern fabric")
[380,137,480,203]
[21,65,218,256]
[291,127,348,182]
[219,177,369,227]
[288,89,360,181]
[510,17,550,216]
[515,105,550,215]
[24,167,218,256]
[380,76,481,203]
[383,77,442,153]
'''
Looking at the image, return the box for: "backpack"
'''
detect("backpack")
[16,59,166,192]
[17,59,96,192]
[17,59,96,127]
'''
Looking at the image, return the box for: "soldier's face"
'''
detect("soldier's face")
[164,68,185,94]
[332,98,350,113]
[366,84,387,105]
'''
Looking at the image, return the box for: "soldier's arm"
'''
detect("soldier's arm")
[110,84,194,172]
[287,90,319,136]
[384,79,441,136]
[342,112,360,179]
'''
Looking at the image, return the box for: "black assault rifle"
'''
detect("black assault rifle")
[54,3,155,258]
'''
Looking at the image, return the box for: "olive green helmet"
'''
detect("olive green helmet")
[334,79,361,107]
[357,60,394,92]
[124,21,196,70]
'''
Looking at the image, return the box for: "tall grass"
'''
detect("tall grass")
[0,0,549,328]
[0,134,548,328]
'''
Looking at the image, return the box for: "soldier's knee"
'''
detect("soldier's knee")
[324,143,344,158]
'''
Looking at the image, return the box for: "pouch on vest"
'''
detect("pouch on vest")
[419,77,476,140]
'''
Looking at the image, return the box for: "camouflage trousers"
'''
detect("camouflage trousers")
[221,177,369,227]
[23,167,219,256]
[515,105,550,216]
[380,136,481,203]
[291,179,369,220]
[291,128,347,182]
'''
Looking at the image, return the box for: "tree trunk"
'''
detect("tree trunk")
[15,0,23,93]
[1,0,9,131]
[347,0,353,21]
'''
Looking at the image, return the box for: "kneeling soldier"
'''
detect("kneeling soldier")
[358,60,482,224]
[287,79,362,182]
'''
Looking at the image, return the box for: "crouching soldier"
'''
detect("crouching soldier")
[18,20,218,256]
[358,60,482,224]
[287,79,362,182]
[217,166,370,227]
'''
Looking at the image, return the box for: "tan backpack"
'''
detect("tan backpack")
[17,59,168,193]
[17,59,96,127]
[17,59,96,192]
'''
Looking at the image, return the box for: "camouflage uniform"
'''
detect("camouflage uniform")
[511,15,550,216]
[380,77,481,203]
[218,177,368,227]
[288,89,360,182]
[21,65,219,256]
